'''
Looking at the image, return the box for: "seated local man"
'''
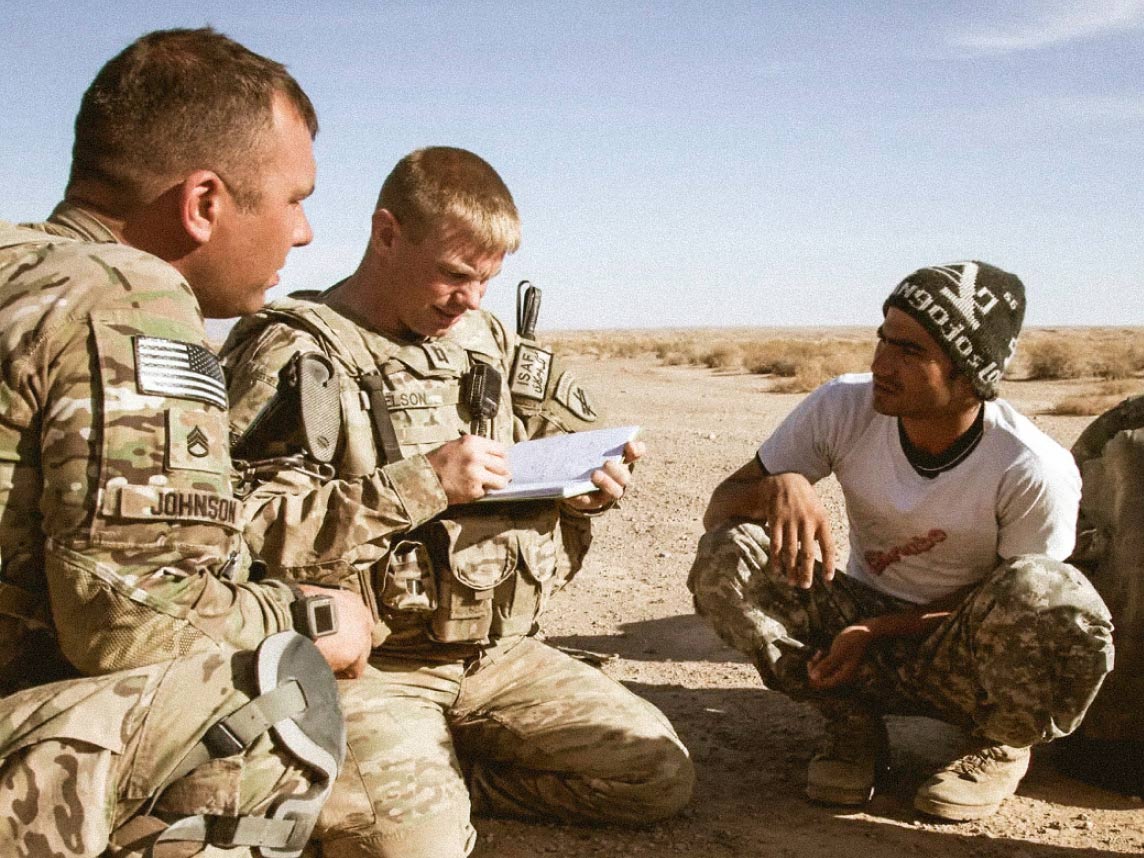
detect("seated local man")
[221,147,694,857]
[688,261,1113,821]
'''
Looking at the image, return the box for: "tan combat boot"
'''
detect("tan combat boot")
[806,709,889,805]
[914,741,1031,821]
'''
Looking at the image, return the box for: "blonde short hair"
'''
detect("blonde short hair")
[378,147,520,254]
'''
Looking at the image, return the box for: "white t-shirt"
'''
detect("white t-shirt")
[758,374,1080,605]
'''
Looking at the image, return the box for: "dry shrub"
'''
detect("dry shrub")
[741,339,870,386]
[1019,339,1087,380]
[701,343,743,369]
[1047,394,1121,416]
[1013,329,1144,381]
[1044,381,1141,416]
[1087,341,1144,380]
[546,327,1142,391]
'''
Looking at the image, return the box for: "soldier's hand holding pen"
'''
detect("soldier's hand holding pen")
[426,435,510,504]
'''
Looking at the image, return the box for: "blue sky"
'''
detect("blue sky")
[3,1,1142,329]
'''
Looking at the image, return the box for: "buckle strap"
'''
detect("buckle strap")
[154,680,306,804]
[157,813,304,851]
[360,372,404,463]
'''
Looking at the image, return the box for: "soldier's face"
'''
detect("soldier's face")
[375,216,504,340]
[195,94,315,318]
[871,308,975,419]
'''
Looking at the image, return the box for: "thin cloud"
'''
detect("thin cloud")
[950,1,1144,54]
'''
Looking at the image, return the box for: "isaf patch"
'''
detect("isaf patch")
[554,371,598,422]
[134,336,228,410]
[510,343,553,401]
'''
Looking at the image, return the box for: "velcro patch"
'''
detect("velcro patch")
[554,371,598,422]
[106,484,241,530]
[384,389,454,410]
[134,337,228,410]
[421,341,465,372]
[510,343,553,401]
[166,406,229,473]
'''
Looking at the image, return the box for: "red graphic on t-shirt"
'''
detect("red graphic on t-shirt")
[865,529,947,574]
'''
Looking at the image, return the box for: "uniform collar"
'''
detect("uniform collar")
[42,201,121,244]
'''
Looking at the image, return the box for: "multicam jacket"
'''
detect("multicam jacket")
[0,203,303,691]
[222,291,601,657]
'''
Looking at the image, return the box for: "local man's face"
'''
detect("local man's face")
[376,220,505,340]
[870,308,971,419]
[195,93,316,318]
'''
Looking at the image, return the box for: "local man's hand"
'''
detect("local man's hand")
[426,435,510,504]
[563,440,645,512]
[299,585,375,678]
[760,471,835,588]
[807,623,873,690]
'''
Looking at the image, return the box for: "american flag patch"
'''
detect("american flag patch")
[134,337,228,410]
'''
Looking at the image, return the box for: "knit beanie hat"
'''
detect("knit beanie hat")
[883,261,1025,400]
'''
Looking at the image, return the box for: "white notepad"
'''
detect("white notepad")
[479,425,641,502]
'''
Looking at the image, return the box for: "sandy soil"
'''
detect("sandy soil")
[471,355,1144,858]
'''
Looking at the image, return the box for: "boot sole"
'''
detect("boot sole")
[913,793,1001,821]
[806,782,874,806]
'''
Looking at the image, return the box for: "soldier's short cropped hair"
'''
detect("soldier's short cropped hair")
[378,147,521,254]
[69,27,318,211]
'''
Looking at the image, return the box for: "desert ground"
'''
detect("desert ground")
[469,341,1144,858]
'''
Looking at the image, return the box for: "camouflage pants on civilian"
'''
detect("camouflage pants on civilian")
[688,522,1114,746]
[314,636,694,858]
[0,651,312,858]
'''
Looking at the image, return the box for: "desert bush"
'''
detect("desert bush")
[1019,338,1086,380]
[1013,330,1144,381]
[1087,341,1144,380]
[546,327,1142,389]
[700,343,742,369]
[1043,381,1141,416]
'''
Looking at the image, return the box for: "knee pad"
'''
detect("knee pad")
[146,632,345,857]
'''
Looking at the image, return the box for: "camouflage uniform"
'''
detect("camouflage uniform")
[689,522,1114,747]
[0,646,323,858]
[0,206,344,854]
[1056,395,1144,791]
[222,293,694,858]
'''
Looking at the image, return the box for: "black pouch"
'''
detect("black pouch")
[233,352,341,463]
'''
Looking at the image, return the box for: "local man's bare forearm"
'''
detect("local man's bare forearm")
[864,587,968,640]
[703,458,768,530]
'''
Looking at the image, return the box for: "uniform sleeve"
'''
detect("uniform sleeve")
[997,445,1081,561]
[3,243,295,675]
[223,321,447,586]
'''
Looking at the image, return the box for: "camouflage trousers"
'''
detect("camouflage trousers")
[0,651,311,858]
[688,522,1115,747]
[313,636,694,858]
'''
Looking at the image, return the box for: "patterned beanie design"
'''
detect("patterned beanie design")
[883,261,1025,400]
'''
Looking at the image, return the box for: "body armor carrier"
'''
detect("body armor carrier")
[228,289,597,650]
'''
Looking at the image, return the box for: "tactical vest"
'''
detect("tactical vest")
[228,296,595,650]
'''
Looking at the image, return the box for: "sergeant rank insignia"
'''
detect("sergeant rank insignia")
[134,336,228,410]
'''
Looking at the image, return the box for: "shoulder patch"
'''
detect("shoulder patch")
[134,336,227,410]
[510,343,553,401]
[554,371,598,422]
